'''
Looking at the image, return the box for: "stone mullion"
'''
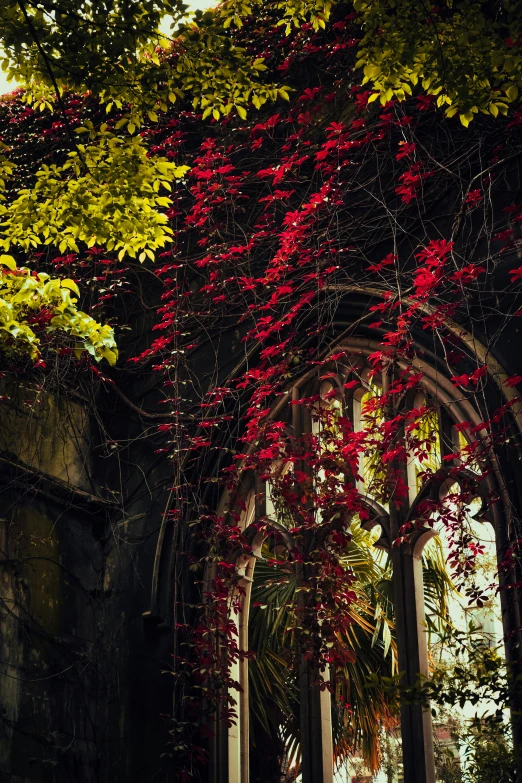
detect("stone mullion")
[293,384,334,783]
[383,363,436,783]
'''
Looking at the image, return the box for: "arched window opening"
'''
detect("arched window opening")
[224,346,517,783]
[405,394,441,506]
[351,376,389,507]
[425,489,511,782]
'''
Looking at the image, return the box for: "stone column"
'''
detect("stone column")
[391,534,436,783]
[297,551,334,783]
[299,658,334,783]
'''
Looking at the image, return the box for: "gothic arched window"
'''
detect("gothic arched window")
[224,340,514,783]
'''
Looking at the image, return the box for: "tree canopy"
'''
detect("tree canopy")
[1,0,521,269]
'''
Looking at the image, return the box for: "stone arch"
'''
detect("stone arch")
[208,334,522,783]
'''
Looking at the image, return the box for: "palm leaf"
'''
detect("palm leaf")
[247,520,454,774]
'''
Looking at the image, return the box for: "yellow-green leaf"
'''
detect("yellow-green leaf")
[0,254,16,271]
[61,279,80,296]
[459,112,473,128]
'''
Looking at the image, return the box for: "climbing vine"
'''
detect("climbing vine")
[1,2,522,780]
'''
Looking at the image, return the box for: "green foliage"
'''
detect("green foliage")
[0,0,287,124]
[0,0,187,113]
[434,738,463,783]
[2,0,522,132]
[0,140,14,196]
[463,719,516,783]
[276,0,333,33]
[0,123,188,260]
[219,0,334,35]
[433,709,516,783]
[0,0,520,361]
[425,626,516,782]
[354,0,522,125]
[429,632,510,711]
[166,12,287,120]
[0,0,520,274]
[0,255,117,363]
[0,1,192,265]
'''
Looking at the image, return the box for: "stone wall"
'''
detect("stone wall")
[0,387,173,783]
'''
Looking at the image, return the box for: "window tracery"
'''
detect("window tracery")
[221,342,515,783]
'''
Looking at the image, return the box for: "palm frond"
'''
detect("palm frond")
[247,521,453,774]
